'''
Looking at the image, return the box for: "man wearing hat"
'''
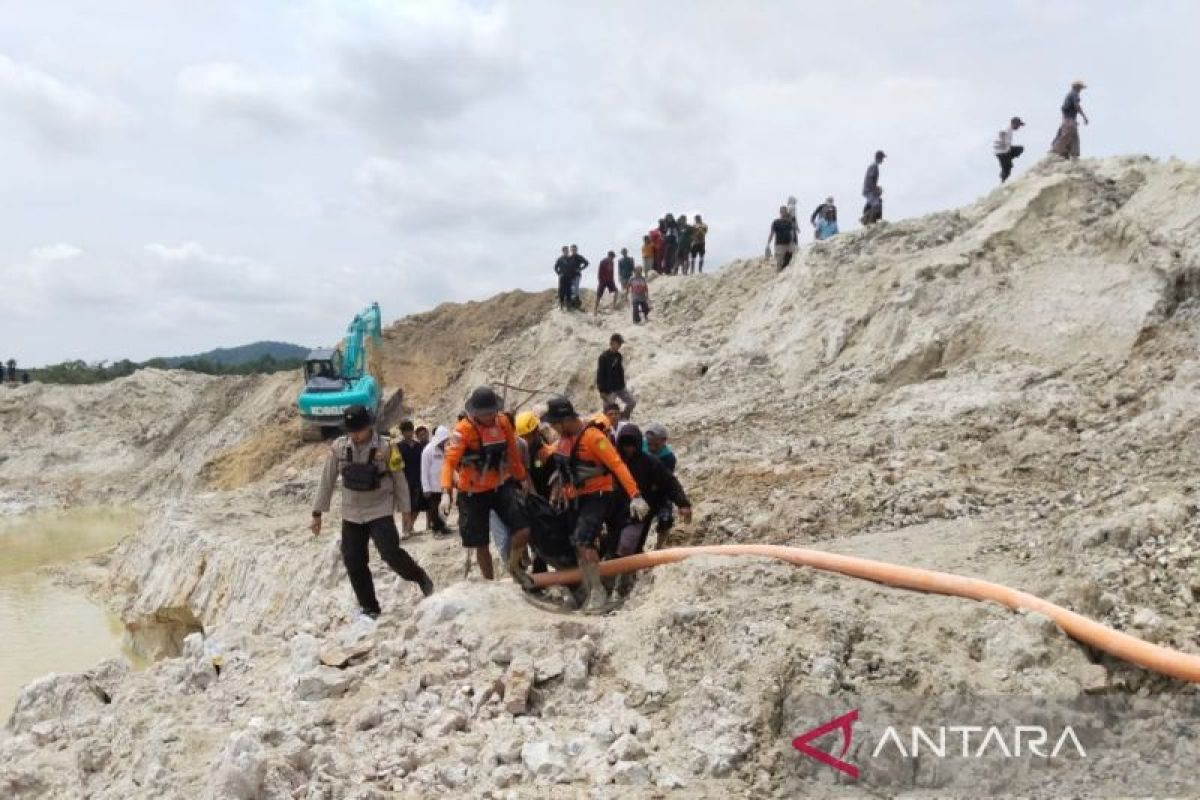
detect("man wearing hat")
[439,386,533,583]
[994,116,1026,183]
[1051,80,1089,159]
[538,396,649,612]
[311,405,434,618]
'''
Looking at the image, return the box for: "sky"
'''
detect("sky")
[2,0,1197,366]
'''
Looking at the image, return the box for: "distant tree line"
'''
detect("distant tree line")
[25,354,305,385]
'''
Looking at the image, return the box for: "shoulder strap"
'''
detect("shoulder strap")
[570,422,605,469]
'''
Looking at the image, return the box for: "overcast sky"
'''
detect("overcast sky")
[3,0,1197,365]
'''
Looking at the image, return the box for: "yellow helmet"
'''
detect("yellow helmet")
[514,411,540,437]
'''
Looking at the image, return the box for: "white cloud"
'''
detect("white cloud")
[355,154,608,233]
[0,53,129,150]
[30,242,83,261]
[177,62,317,135]
[175,0,524,145]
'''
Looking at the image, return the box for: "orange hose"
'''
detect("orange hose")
[530,544,1200,684]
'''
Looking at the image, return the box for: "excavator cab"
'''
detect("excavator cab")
[302,349,344,391]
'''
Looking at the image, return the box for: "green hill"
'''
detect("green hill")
[162,341,309,367]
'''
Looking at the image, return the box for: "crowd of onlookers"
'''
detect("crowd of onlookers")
[552,213,710,325]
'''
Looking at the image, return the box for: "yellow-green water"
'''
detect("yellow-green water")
[0,507,142,720]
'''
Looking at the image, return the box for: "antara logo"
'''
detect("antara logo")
[792,709,860,779]
[793,709,1087,781]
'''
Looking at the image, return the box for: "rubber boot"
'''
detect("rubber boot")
[580,557,609,615]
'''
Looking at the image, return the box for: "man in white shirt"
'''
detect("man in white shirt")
[994,116,1026,183]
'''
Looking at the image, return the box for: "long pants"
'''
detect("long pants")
[997,145,1024,182]
[1050,118,1079,159]
[632,299,649,323]
[600,388,637,420]
[571,272,582,302]
[557,275,573,309]
[341,516,426,615]
[612,502,671,556]
[424,492,448,532]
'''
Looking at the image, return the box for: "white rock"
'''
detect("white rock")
[612,760,650,785]
[349,705,384,731]
[587,717,616,745]
[208,731,266,800]
[293,666,354,701]
[423,710,467,739]
[491,764,523,788]
[520,741,567,779]
[606,733,645,764]
[290,633,321,675]
[439,763,470,787]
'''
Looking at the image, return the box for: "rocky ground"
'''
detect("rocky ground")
[2,155,1200,797]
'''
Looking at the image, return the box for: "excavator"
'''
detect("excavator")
[297,302,402,441]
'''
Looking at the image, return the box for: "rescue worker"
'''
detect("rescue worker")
[514,409,553,575]
[538,397,649,613]
[440,387,532,582]
[515,410,555,498]
[613,423,693,558]
[311,405,434,618]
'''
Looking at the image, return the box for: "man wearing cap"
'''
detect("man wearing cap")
[311,405,434,618]
[440,386,533,583]
[596,333,636,420]
[538,396,649,613]
[994,116,1026,183]
[1051,81,1089,159]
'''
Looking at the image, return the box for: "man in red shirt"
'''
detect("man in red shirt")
[594,250,619,315]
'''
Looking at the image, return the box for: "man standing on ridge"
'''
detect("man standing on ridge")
[440,386,533,583]
[539,397,649,613]
[568,244,589,307]
[1051,80,1088,159]
[595,250,619,314]
[617,247,636,306]
[994,116,1026,182]
[861,150,885,223]
[690,215,708,273]
[554,245,573,311]
[766,205,798,270]
[311,405,434,619]
[677,215,694,275]
[596,333,636,420]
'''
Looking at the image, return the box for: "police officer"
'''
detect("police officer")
[311,405,434,618]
